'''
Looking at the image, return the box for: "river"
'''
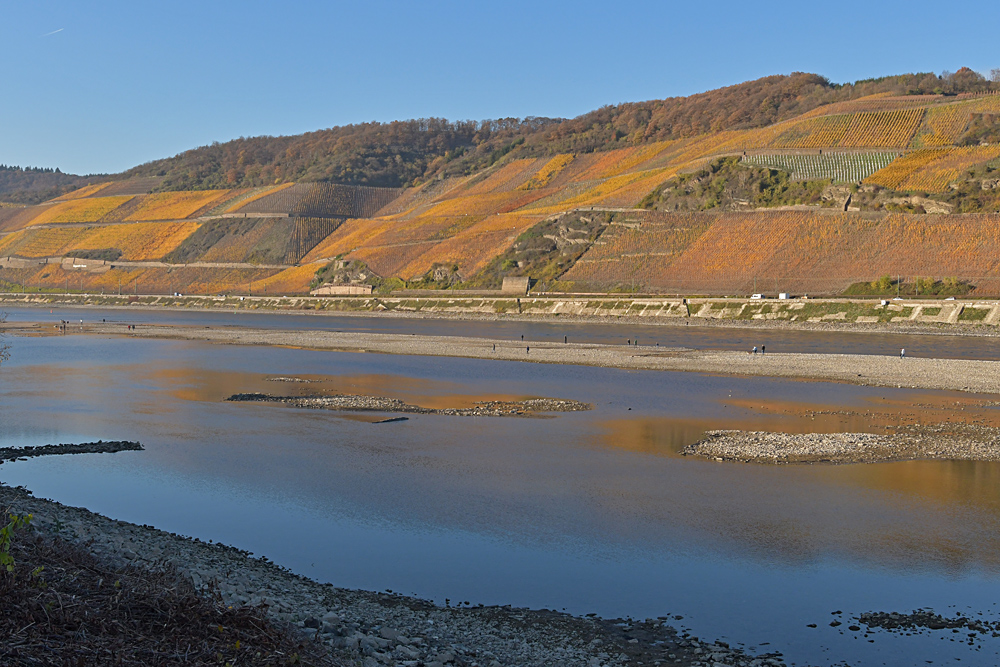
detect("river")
[0,315,998,666]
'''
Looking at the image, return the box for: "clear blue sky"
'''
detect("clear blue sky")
[2,0,998,175]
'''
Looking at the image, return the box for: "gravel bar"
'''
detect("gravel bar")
[227,393,592,417]
[0,440,143,463]
[684,425,1000,464]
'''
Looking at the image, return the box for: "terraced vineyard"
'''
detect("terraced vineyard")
[233,183,313,215]
[899,145,1000,192]
[714,108,928,154]
[864,150,947,189]
[286,218,340,263]
[27,196,135,226]
[0,222,198,261]
[289,184,403,219]
[561,211,1000,294]
[126,191,233,221]
[564,212,716,287]
[3,82,1000,298]
[742,152,899,183]
[97,177,165,197]
[52,183,111,201]
[223,184,295,214]
[398,214,539,279]
[771,115,852,149]
[0,206,37,233]
[912,103,976,147]
[519,154,575,190]
[866,146,1000,192]
[797,94,941,120]
[839,109,925,147]
[189,219,285,263]
[462,159,544,195]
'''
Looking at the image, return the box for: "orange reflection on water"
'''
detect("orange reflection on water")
[143,367,534,411]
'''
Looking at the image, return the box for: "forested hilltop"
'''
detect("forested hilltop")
[120,69,1000,192]
[0,165,102,205]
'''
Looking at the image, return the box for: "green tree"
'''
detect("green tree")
[915,277,937,294]
[0,513,32,572]
[871,275,894,292]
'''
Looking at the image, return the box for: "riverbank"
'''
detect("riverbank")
[5,292,1000,337]
[20,321,1000,394]
[0,483,781,667]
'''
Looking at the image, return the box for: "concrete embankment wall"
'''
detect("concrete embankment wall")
[2,292,1000,328]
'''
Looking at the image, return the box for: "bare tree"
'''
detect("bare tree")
[992,68,1000,84]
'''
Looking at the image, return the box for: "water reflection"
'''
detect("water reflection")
[2,333,999,666]
[591,414,1000,571]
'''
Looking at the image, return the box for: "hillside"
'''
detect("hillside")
[0,165,103,205]
[4,69,1000,299]
[119,70,1000,192]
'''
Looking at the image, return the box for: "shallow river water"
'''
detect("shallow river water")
[1,316,999,666]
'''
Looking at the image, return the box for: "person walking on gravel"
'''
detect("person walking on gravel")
[900,348,906,358]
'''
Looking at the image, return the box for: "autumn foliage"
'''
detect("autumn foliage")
[565,210,1000,294]
[4,77,1000,297]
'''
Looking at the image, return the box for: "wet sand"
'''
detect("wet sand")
[46,322,1000,394]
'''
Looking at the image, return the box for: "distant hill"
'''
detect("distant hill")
[118,69,999,192]
[0,165,102,205]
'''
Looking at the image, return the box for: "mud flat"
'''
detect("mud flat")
[0,483,784,667]
[227,392,591,417]
[684,425,1000,464]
